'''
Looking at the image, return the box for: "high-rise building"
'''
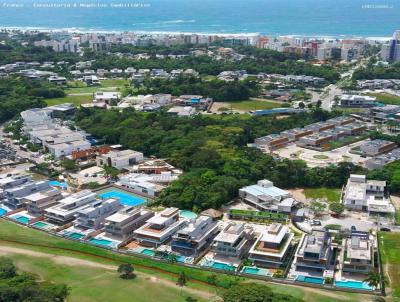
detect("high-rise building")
[381,30,400,63]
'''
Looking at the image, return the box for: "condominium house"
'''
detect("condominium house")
[254,134,289,151]
[239,180,295,213]
[167,106,196,117]
[297,132,334,149]
[327,116,356,126]
[134,207,187,247]
[248,223,294,268]
[360,140,397,157]
[171,215,220,256]
[341,232,375,274]
[365,148,400,170]
[104,207,154,240]
[94,92,121,105]
[342,174,395,214]
[24,188,63,215]
[293,230,332,274]
[0,174,31,190]
[304,121,335,133]
[118,173,169,197]
[44,190,97,224]
[74,198,122,230]
[212,222,254,258]
[339,95,376,108]
[96,149,144,170]
[369,105,400,124]
[281,128,313,142]
[3,180,50,209]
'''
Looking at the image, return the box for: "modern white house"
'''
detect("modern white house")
[93,92,121,104]
[96,149,144,170]
[3,180,50,209]
[342,174,395,215]
[134,207,187,247]
[248,223,294,268]
[24,188,63,215]
[340,232,375,274]
[74,198,122,230]
[339,95,376,108]
[171,215,220,256]
[212,222,254,258]
[0,174,32,190]
[104,207,154,240]
[44,190,97,224]
[239,180,295,213]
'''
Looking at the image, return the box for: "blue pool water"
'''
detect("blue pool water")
[335,280,373,291]
[98,189,146,207]
[49,181,68,189]
[33,221,49,228]
[140,249,155,256]
[179,210,197,220]
[242,267,260,275]
[66,232,84,240]
[296,275,324,285]
[211,262,236,271]
[89,238,113,247]
[14,215,29,224]
[0,208,7,216]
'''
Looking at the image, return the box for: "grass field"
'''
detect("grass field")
[379,232,400,299]
[101,79,130,87]
[367,93,400,105]
[7,252,206,302]
[304,188,341,203]
[46,94,93,106]
[226,100,282,111]
[0,220,374,302]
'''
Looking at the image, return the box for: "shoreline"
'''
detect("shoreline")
[0,26,392,41]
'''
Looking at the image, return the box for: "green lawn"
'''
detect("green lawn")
[226,100,283,111]
[379,232,400,298]
[304,188,341,203]
[101,79,130,87]
[367,93,400,105]
[46,94,93,106]
[8,253,206,302]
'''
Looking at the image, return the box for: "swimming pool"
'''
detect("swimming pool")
[65,232,84,240]
[89,238,114,247]
[242,267,260,275]
[13,215,29,224]
[296,275,325,285]
[98,188,146,207]
[33,221,49,229]
[179,210,197,219]
[140,249,155,256]
[0,208,7,216]
[335,280,373,291]
[210,261,236,271]
[49,180,68,189]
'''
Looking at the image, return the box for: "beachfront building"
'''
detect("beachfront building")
[134,207,187,247]
[212,222,254,258]
[3,180,50,210]
[171,215,220,256]
[248,223,294,268]
[74,198,122,230]
[24,188,63,215]
[44,190,97,224]
[104,207,154,240]
[239,180,295,213]
[342,174,395,215]
[340,232,375,274]
[96,149,144,170]
[293,230,333,275]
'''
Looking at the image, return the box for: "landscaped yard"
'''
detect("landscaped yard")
[304,188,341,203]
[379,232,400,298]
[226,100,283,111]
[46,94,93,106]
[367,93,400,105]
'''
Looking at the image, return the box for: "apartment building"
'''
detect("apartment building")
[360,140,397,157]
[44,190,97,224]
[342,174,395,214]
[281,128,313,142]
[24,188,63,215]
[74,198,122,230]
[341,232,375,274]
[96,149,144,170]
[254,134,290,151]
[248,223,294,268]
[212,222,254,258]
[294,230,332,274]
[239,180,295,213]
[134,207,187,247]
[3,180,50,209]
[104,207,154,240]
[171,215,220,256]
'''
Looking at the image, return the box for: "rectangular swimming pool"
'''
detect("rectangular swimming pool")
[13,215,29,224]
[296,275,325,285]
[49,180,68,189]
[33,221,49,229]
[65,232,84,240]
[89,238,114,247]
[335,280,373,291]
[0,208,7,216]
[242,267,261,275]
[97,187,147,207]
[211,261,236,271]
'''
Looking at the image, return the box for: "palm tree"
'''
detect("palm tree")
[364,271,385,289]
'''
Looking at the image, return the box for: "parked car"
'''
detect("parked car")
[380,227,391,232]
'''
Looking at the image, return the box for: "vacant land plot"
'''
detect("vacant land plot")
[226,100,282,111]
[46,94,93,106]
[379,232,400,299]
[304,188,341,203]
[367,93,400,105]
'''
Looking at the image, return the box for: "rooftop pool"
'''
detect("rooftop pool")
[97,187,147,207]
[335,280,373,291]
[296,275,325,285]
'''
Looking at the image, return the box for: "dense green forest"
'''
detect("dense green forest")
[0,76,65,123]
[0,257,69,302]
[126,77,259,101]
[352,61,400,80]
[75,108,367,211]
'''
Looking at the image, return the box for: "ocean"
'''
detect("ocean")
[0,0,399,37]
